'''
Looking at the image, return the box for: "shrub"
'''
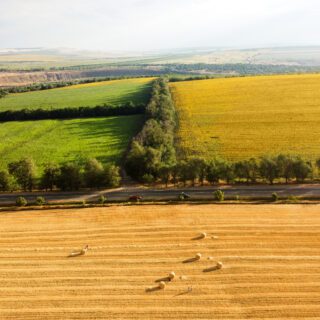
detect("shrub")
[287,195,298,202]
[179,194,185,201]
[142,173,155,184]
[99,195,106,205]
[271,192,279,202]
[16,197,27,207]
[213,189,225,202]
[35,196,45,206]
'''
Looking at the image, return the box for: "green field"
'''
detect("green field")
[0,115,143,173]
[0,78,153,111]
[170,74,320,161]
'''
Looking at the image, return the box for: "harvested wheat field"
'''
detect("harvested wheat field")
[0,204,320,319]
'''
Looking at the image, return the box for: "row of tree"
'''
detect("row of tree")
[0,89,8,99]
[143,155,318,186]
[0,158,121,192]
[0,102,144,122]
[125,77,177,181]
[158,63,320,76]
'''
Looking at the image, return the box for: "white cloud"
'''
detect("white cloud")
[0,0,319,51]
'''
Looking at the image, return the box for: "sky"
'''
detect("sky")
[1,0,320,52]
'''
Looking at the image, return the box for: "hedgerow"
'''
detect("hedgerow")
[125,77,177,180]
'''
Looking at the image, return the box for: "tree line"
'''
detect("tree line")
[128,154,320,186]
[0,89,8,99]
[0,102,144,122]
[152,63,320,76]
[125,77,177,182]
[0,158,121,192]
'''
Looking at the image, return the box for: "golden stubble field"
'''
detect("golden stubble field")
[170,74,320,161]
[0,204,319,319]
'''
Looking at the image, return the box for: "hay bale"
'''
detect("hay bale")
[216,261,223,269]
[169,271,176,280]
[200,232,207,239]
[211,236,219,240]
[195,253,202,260]
[68,245,89,257]
[159,281,166,289]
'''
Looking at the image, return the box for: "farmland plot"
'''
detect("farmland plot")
[0,77,154,111]
[0,204,319,319]
[170,74,320,161]
[0,115,143,171]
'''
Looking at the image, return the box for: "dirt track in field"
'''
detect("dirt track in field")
[0,204,319,319]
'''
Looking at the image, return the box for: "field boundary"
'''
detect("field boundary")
[0,103,145,122]
[1,198,320,213]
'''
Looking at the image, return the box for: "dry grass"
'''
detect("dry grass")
[0,204,319,319]
[170,74,320,161]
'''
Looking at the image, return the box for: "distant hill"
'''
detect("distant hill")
[1,46,320,70]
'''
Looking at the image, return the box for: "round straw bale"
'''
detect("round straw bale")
[159,281,166,289]
[200,232,207,239]
[195,253,202,260]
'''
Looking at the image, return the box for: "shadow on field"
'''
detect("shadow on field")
[183,257,199,264]
[155,276,171,283]
[203,265,221,273]
[64,115,144,164]
[145,286,162,293]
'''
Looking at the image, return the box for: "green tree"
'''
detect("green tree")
[218,160,235,184]
[137,119,167,148]
[144,147,162,178]
[185,157,207,186]
[171,164,180,186]
[0,89,8,99]
[234,158,259,183]
[185,158,203,186]
[259,157,279,185]
[0,170,14,191]
[104,164,121,188]
[56,163,82,191]
[292,157,312,183]
[83,158,104,188]
[276,154,294,183]
[8,158,36,191]
[316,158,320,174]
[125,141,148,180]
[177,160,190,186]
[206,160,222,185]
[40,163,60,191]
[158,165,172,187]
